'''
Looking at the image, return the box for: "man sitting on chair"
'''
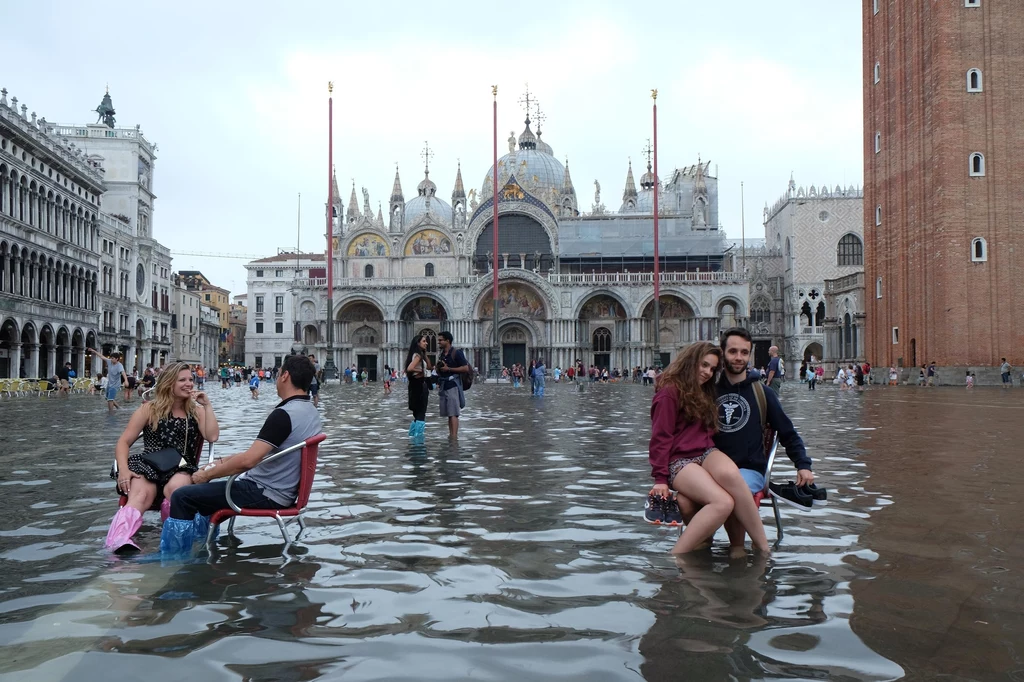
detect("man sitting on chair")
[677,328,814,548]
[160,354,322,553]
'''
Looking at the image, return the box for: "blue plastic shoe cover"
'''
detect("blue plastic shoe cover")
[159,517,196,554]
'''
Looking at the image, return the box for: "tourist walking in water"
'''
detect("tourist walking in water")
[436,331,469,439]
[406,334,433,440]
[765,346,783,393]
[532,357,546,397]
[89,347,126,412]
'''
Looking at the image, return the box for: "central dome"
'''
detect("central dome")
[482,148,565,204]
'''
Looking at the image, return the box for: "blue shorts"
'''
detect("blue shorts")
[105,385,119,401]
[740,468,765,494]
[310,383,319,395]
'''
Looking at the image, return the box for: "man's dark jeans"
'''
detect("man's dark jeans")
[170,479,285,520]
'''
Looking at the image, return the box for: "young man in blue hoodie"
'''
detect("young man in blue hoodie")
[677,327,815,548]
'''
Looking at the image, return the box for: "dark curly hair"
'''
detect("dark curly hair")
[654,341,722,431]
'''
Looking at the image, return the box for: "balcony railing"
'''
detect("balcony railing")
[799,326,825,335]
[102,325,116,334]
[290,271,745,289]
[118,328,132,337]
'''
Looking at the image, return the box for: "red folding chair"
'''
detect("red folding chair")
[117,438,212,510]
[205,433,326,551]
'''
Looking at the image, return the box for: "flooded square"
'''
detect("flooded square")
[0,382,1021,681]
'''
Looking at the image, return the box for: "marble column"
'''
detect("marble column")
[9,343,21,379]
[23,343,39,379]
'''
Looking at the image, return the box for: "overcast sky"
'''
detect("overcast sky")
[5,1,862,297]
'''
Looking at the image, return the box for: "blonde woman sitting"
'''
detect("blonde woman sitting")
[104,362,219,553]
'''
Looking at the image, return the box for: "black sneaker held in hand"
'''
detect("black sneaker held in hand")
[643,494,666,525]
[662,496,684,526]
[800,483,827,507]
[769,481,814,511]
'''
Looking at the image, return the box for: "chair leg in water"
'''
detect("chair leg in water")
[105,506,143,553]
[275,514,290,544]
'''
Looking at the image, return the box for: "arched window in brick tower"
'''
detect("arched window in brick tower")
[967,68,983,92]
[969,153,985,176]
[837,234,864,266]
[971,237,988,262]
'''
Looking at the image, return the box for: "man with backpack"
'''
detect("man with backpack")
[435,331,470,439]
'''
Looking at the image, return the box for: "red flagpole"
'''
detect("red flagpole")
[492,86,499,303]
[491,85,500,379]
[324,81,337,378]
[652,89,661,368]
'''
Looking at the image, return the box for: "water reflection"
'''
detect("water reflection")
[1,383,1019,679]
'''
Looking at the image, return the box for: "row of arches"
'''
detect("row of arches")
[0,318,97,379]
[0,240,98,310]
[288,285,746,375]
[0,163,98,250]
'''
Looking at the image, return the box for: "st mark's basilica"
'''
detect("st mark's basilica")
[246,104,755,378]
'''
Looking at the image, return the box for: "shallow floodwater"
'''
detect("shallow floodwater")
[0,380,1021,681]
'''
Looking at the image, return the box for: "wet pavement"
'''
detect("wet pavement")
[0,380,1021,681]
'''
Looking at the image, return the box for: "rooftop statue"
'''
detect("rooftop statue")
[95,89,116,129]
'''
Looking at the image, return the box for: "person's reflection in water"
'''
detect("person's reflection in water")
[93,546,325,662]
[638,552,773,679]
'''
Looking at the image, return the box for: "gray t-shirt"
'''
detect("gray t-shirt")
[1001,361,1011,374]
[243,395,323,506]
[106,360,125,387]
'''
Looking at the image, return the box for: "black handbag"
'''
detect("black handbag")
[141,447,187,474]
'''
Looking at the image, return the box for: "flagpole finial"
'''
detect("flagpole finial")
[492,85,498,98]
[651,88,658,101]
[328,81,334,94]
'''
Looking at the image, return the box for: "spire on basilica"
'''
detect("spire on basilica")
[452,161,466,201]
[534,101,553,156]
[517,85,537,151]
[417,141,437,197]
[346,181,360,224]
[376,202,384,228]
[95,85,116,128]
[390,165,404,204]
[559,157,578,217]
[452,161,467,228]
[640,140,657,190]
[389,164,405,232]
[623,159,638,202]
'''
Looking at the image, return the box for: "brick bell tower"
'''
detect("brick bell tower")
[863,0,1024,373]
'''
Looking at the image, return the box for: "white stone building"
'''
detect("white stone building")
[761,176,865,371]
[244,252,325,369]
[1,88,105,378]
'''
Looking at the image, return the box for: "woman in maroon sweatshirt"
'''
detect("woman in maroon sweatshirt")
[648,341,770,554]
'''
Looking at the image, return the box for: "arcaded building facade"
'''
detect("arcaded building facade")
[864,0,1024,371]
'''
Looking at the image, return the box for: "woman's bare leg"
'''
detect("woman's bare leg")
[670,464,734,554]
[162,472,194,501]
[703,450,770,552]
[125,476,156,513]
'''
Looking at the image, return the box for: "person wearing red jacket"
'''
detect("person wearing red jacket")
[646,341,770,555]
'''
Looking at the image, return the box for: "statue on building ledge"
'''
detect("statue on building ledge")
[95,87,116,128]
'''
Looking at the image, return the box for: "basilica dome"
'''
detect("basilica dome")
[482,122,567,206]
[404,170,452,227]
